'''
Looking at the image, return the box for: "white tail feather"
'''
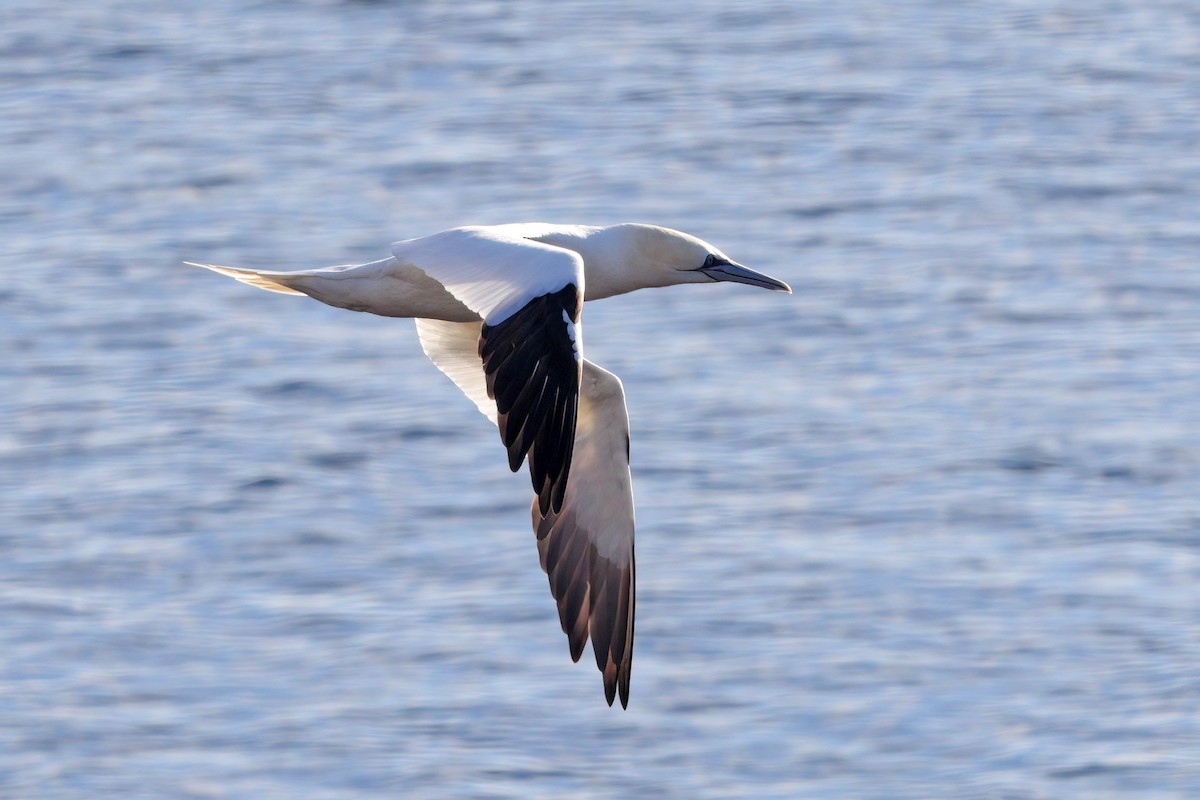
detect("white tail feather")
[184,262,306,296]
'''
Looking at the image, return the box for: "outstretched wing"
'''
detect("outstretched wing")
[397,228,583,514]
[416,331,638,708]
[533,360,636,708]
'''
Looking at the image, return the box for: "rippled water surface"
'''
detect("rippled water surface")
[4,1,1200,797]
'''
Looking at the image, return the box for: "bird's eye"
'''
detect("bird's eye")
[703,254,717,268]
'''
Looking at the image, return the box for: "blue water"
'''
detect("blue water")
[4,1,1200,797]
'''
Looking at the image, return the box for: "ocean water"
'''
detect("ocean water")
[3,1,1199,797]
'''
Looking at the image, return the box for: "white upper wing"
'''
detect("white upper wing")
[397,228,585,515]
[391,226,583,324]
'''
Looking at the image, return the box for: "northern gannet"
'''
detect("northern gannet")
[188,222,790,708]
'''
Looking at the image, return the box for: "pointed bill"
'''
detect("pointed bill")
[699,260,791,293]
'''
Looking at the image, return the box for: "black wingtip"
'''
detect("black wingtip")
[479,285,581,517]
[550,461,569,512]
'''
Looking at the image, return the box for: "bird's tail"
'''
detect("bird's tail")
[183,262,307,296]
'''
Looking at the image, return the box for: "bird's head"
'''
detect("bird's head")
[610,223,792,294]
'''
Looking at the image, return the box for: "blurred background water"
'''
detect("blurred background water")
[3,0,1199,797]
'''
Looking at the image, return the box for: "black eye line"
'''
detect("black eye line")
[691,253,729,272]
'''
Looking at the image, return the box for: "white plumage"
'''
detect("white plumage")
[188,222,790,708]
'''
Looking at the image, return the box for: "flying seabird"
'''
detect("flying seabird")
[188,223,790,708]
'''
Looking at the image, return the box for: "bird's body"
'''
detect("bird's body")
[198,223,754,317]
[188,222,789,708]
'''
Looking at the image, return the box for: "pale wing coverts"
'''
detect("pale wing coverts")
[397,228,584,514]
